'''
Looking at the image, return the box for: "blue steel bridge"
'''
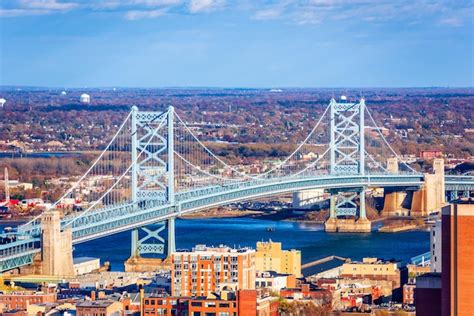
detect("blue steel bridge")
[1,98,473,273]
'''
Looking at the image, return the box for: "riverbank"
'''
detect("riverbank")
[377,218,427,233]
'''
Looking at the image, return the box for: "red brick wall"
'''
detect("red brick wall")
[442,204,474,316]
[0,293,56,311]
[238,290,257,316]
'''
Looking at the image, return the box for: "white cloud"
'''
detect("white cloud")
[439,17,464,27]
[0,0,77,16]
[1,0,472,27]
[254,8,283,20]
[188,0,225,13]
[125,8,168,20]
[19,0,78,11]
[130,0,182,6]
[90,0,181,10]
[0,8,50,17]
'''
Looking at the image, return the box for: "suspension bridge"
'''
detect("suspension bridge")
[1,98,473,275]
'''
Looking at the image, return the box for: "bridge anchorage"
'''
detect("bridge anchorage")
[1,98,473,276]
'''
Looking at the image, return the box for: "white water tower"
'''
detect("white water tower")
[0,98,6,108]
[80,93,90,104]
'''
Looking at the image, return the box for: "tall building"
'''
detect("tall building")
[441,203,474,315]
[430,219,442,272]
[255,240,301,277]
[171,244,256,297]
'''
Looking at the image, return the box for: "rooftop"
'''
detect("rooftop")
[302,258,346,278]
[76,300,116,308]
[174,244,254,254]
[73,257,99,264]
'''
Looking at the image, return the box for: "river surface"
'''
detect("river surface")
[67,217,429,271]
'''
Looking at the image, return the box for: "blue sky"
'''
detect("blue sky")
[0,0,473,87]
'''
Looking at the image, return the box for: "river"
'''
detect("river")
[68,217,429,271]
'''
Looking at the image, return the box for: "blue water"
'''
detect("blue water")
[69,217,429,271]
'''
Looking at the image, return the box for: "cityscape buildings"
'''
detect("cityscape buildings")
[171,245,256,297]
[0,0,473,312]
[255,240,302,277]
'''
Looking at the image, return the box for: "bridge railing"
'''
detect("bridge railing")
[0,237,40,258]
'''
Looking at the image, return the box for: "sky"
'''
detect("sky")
[0,0,473,88]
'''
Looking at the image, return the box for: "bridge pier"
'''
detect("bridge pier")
[411,158,446,217]
[325,189,371,233]
[383,158,411,217]
[383,190,412,217]
[124,218,175,272]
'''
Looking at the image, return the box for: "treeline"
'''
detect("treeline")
[0,156,92,184]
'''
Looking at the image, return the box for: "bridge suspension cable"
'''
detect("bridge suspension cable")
[365,149,389,173]
[287,146,332,178]
[63,110,169,228]
[19,110,134,231]
[174,103,331,181]
[174,151,244,184]
[365,106,417,173]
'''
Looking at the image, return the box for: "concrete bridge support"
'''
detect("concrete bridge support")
[411,158,446,217]
[40,210,75,277]
[124,217,175,272]
[382,158,411,216]
[325,189,371,233]
[383,190,411,216]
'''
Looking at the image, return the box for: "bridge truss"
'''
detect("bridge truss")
[1,98,474,272]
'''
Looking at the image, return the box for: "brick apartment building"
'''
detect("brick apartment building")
[441,203,474,315]
[416,203,474,316]
[76,300,123,316]
[0,292,56,312]
[143,289,277,316]
[171,244,255,297]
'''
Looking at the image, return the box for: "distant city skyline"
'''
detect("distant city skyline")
[1,0,473,88]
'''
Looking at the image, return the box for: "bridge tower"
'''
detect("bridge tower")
[126,106,176,271]
[325,97,371,232]
[40,210,75,276]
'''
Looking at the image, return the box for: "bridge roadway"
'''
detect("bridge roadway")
[1,174,474,272]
